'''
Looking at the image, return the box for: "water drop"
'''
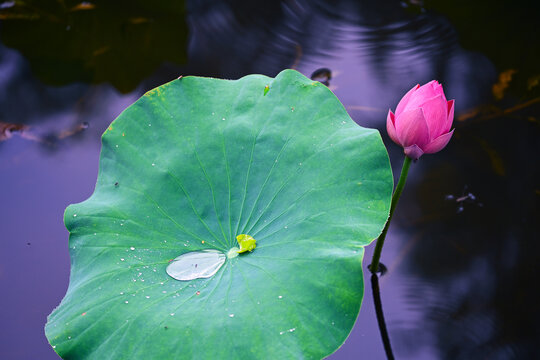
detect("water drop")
[279,327,296,335]
[125,301,129,304]
[145,296,150,299]
[229,314,235,318]
[73,214,77,217]
[120,258,125,261]
[170,313,175,316]
[222,117,226,121]
[151,163,155,166]
[278,295,283,299]
[166,249,226,281]
[130,247,135,251]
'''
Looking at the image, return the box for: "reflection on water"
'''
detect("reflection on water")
[1,0,538,359]
[187,0,496,122]
[0,0,188,93]
[396,111,540,359]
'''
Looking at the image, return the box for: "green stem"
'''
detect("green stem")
[370,156,411,274]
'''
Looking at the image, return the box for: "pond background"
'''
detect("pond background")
[1,0,539,359]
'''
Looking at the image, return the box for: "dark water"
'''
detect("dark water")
[1,1,539,359]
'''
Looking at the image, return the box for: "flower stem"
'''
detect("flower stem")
[369,156,411,274]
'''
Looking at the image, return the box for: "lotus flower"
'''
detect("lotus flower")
[387,80,454,160]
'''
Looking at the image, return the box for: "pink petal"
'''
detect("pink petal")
[432,81,447,102]
[403,82,441,111]
[420,95,448,139]
[395,108,430,149]
[386,110,400,145]
[404,144,424,160]
[445,100,455,133]
[395,84,420,116]
[423,129,454,154]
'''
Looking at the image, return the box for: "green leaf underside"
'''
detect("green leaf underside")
[45,70,392,359]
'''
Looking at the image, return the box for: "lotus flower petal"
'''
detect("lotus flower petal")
[431,81,447,101]
[395,108,430,148]
[386,110,400,145]
[420,95,448,139]
[395,84,420,116]
[445,100,455,133]
[423,129,454,154]
[403,81,441,111]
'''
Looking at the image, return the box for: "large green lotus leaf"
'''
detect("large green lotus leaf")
[45,69,393,359]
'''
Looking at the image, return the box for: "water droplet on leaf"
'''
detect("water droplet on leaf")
[166,250,226,281]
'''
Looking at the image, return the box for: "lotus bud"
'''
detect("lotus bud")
[386,80,455,160]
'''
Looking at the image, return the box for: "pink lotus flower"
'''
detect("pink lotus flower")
[387,80,455,160]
